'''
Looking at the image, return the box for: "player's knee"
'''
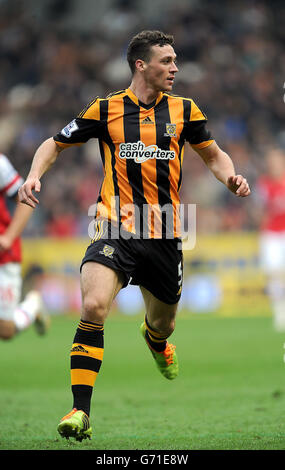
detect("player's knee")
[81,296,108,323]
[0,320,16,340]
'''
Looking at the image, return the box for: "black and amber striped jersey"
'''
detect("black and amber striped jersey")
[53,88,214,238]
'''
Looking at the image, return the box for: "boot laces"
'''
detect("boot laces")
[162,343,176,365]
[61,408,78,421]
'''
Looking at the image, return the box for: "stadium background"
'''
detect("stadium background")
[1,0,284,317]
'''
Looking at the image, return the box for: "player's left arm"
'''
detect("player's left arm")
[0,194,34,251]
[194,141,251,197]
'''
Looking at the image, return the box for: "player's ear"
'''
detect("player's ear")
[135,59,146,72]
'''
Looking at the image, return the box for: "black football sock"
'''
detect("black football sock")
[70,320,104,416]
[144,315,168,352]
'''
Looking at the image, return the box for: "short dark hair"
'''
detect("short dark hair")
[127,30,174,74]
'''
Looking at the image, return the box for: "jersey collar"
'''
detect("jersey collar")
[126,88,164,109]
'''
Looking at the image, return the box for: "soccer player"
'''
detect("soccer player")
[0,152,48,340]
[256,148,285,331]
[18,30,250,441]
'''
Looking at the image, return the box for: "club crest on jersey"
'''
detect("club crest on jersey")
[164,123,177,137]
[61,119,79,138]
[99,244,115,259]
[119,141,175,164]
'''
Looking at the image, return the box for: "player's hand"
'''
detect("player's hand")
[227,175,251,197]
[0,234,12,252]
[18,177,41,208]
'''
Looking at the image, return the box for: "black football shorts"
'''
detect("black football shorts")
[80,220,183,305]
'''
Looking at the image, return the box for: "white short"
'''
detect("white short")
[0,262,22,320]
[259,231,285,274]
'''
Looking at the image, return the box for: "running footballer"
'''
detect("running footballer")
[19,30,250,441]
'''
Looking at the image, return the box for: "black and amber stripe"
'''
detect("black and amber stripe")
[77,97,99,118]
[144,316,168,352]
[123,94,148,233]
[76,319,104,333]
[70,320,104,416]
[155,96,173,237]
[91,219,107,243]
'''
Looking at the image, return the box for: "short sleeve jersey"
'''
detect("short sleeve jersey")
[53,88,214,238]
[0,153,23,264]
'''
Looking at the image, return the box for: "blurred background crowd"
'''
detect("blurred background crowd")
[0,0,284,237]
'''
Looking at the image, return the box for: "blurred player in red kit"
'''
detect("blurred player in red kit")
[0,152,48,340]
[256,148,285,331]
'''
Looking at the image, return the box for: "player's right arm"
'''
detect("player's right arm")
[18,137,63,208]
[19,98,103,208]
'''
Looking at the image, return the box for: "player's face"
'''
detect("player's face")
[143,45,178,92]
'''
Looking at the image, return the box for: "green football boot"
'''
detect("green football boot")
[140,322,178,380]
[57,408,92,441]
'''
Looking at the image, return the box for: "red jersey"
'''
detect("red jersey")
[257,173,285,232]
[0,153,23,264]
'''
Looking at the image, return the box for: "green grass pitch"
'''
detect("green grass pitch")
[0,312,285,450]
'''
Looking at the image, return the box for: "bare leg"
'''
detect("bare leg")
[80,261,125,323]
[140,286,179,379]
[140,285,178,337]
[69,262,125,417]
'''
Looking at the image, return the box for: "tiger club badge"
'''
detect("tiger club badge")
[164,123,177,138]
